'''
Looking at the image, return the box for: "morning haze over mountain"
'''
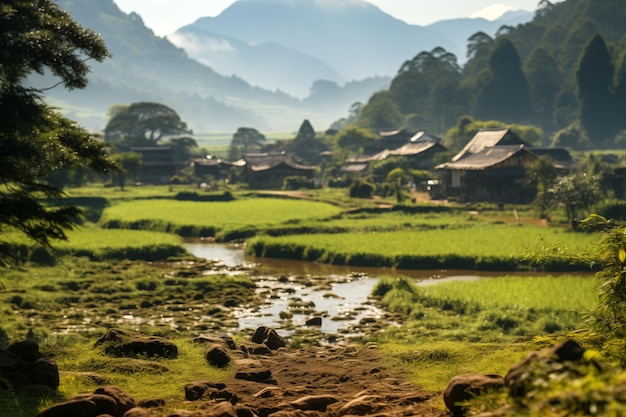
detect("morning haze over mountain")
[40,0,532,133]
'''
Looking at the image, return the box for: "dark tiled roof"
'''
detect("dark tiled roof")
[530,148,577,170]
[243,152,314,172]
[437,145,533,170]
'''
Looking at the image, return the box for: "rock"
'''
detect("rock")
[36,398,98,417]
[247,344,271,355]
[93,385,137,416]
[30,357,60,389]
[290,395,339,411]
[204,344,231,368]
[95,328,178,359]
[305,317,322,327]
[72,393,118,416]
[253,386,280,398]
[193,336,237,350]
[337,395,385,416]
[251,326,286,350]
[505,339,587,402]
[123,407,155,417]
[234,361,273,383]
[184,381,227,401]
[204,401,238,417]
[8,340,41,362]
[443,374,505,417]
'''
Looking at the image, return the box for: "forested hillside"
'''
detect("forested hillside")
[353,0,626,151]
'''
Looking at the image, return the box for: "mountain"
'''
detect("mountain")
[172,0,455,84]
[168,29,345,98]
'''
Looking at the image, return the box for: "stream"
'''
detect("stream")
[184,241,486,339]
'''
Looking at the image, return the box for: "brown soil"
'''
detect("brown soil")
[189,342,447,417]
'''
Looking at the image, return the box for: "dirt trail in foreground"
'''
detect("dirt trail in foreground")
[213,343,446,417]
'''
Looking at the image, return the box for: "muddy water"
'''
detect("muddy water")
[184,241,498,338]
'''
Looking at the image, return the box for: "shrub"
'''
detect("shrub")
[349,179,375,198]
[283,176,315,190]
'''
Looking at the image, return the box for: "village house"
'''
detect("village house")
[192,156,243,181]
[342,130,448,178]
[243,152,316,189]
[130,146,181,184]
[435,129,576,204]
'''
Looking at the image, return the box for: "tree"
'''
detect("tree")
[527,156,558,218]
[227,127,266,161]
[357,92,403,131]
[525,47,562,131]
[288,120,328,164]
[111,152,142,191]
[576,34,616,146]
[0,0,117,263]
[104,102,191,149]
[551,174,602,227]
[335,126,377,155]
[474,38,532,123]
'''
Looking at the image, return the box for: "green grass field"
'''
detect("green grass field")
[248,223,601,270]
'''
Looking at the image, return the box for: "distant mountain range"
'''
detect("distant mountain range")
[38,0,533,133]
[171,0,532,96]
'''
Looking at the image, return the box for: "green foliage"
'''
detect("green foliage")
[283,176,315,190]
[334,126,377,155]
[227,127,266,161]
[0,0,117,265]
[348,179,375,199]
[104,102,191,149]
[552,174,602,225]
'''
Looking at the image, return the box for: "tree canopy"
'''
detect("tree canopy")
[0,0,117,263]
[104,102,191,150]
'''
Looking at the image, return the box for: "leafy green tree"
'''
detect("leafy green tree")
[576,34,616,146]
[169,136,198,164]
[357,91,403,131]
[287,120,328,164]
[527,156,558,218]
[335,126,377,155]
[227,127,266,161]
[613,52,626,136]
[111,152,142,191]
[552,174,602,227]
[104,102,191,149]
[475,38,532,123]
[0,0,117,262]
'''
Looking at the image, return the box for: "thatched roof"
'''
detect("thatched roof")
[452,129,529,162]
[437,145,534,170]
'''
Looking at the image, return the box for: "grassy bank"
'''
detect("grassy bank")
[99,198,344,238]
[248,224,601,271]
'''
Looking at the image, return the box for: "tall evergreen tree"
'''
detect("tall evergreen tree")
[474,38,532,123]
[576,33,616,145]
[525,47,562,132]
[614,52,626,134]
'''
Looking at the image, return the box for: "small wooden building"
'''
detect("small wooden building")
[193,156,243,180]
[130,146,180,184]
[243,152,316,189]
[436,145,537,203]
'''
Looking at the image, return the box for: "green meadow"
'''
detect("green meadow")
[0,186,617,416]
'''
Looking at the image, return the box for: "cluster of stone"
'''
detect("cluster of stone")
[443,339,589,416]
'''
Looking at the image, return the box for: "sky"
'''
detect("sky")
[113,0,558,37]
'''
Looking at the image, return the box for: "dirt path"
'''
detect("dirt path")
[196,342,446,417]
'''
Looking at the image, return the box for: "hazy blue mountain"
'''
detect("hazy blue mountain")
[426,10,535,62]
[36,0,295,132]
[173,0,455,83]
[169,28,345,97]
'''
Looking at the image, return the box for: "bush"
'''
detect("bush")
[349,179,375,198]
[596,200,626,221]
[283,176,315,190]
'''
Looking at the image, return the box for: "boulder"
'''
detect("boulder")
[95,328,178,359]
[235,361,273,383]
[93,385,137,416]
[0,341,59,389]
[35,398,98,417]
[184,380,227,401]
[251,326,286,351]
[204,344,231,368]
[290,395,339,411]
[305,317,322,327]
[505,339,587,402]
[443,374,505,417]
